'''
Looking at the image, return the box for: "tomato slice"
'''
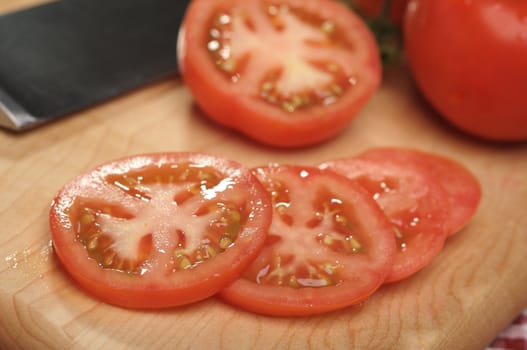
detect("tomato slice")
[49,153,272,309]
[220,164,396,316]
[319,153,450,283]
[358,147,482,235]
[177,0,381,147]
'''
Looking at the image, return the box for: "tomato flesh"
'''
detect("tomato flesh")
[206,3,355,112]
[358,147,481,235]
[178,0,382,147]
[220,165,396,316]
[50,153,272,309]
[319,154,450,283]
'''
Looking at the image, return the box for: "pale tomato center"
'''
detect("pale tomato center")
[243,176,364,288]
[73,164,245,274]
[206,3,358,112]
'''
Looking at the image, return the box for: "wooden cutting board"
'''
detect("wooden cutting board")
[1,3,527,349]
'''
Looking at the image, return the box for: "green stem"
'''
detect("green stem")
[344,0,402,67]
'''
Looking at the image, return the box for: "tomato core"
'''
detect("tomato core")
[206,3,358,113]
[69,163,247,275]
[240,167,379,290]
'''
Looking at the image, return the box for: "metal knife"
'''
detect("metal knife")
[0,0,190,131]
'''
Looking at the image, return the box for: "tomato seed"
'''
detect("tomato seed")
[114,257,125,270]
[174,249,185,258]
[179,257,192,270]
[102,250,117,268]
[261,81,274,92]
[326,63,340,72]
[219,236,233,250]
[320,263,335,275]
[288,275,299,288]
[226,219,241,237]
[346,236,362,252]
[206,245,218,257]
[393,226,403,238]
[267,4,279,16]
[320,20,335,35]
[86,235,99,251]
[220,59,236,73]
[330,84,343,95]
[80,213,95,225]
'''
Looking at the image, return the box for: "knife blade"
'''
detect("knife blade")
[0,0,190,131]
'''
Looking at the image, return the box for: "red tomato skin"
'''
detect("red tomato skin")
[221,165,396,316]
[221,277,368,317]
[404,0,527,142]
[178,0,382,148]
[50,153,272,309]
[358,147,481,235]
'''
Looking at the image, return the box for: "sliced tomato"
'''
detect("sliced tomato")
[358,147,481,235]
[220,164,396,316]
[49,153,272,309]
[177,0,381,147]
[319,153,450,283]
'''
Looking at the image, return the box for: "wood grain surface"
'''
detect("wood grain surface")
[1,2,527,349]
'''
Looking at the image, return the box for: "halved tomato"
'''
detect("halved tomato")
[220,164,396,316]
[177,0,381,147]
[358,147,481,235]
[49,153,272,309]
[319,153,450,283]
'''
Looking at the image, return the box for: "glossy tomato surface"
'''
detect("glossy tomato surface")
[178,0,381,147]
[320,154,449,283]
[49,153,272,309]
[220,165,396,316]
[359,148,481,235]
[404,0,527,141]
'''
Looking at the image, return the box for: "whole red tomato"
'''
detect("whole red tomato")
[404,0,527,142]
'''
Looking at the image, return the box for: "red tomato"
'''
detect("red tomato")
[178,0,381,148]
[319,154,449,283]
[358,148,481,235]
[220,165,396,316]
[404,0,527,142]
[49,153,272,309]
[353,0,409,26]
